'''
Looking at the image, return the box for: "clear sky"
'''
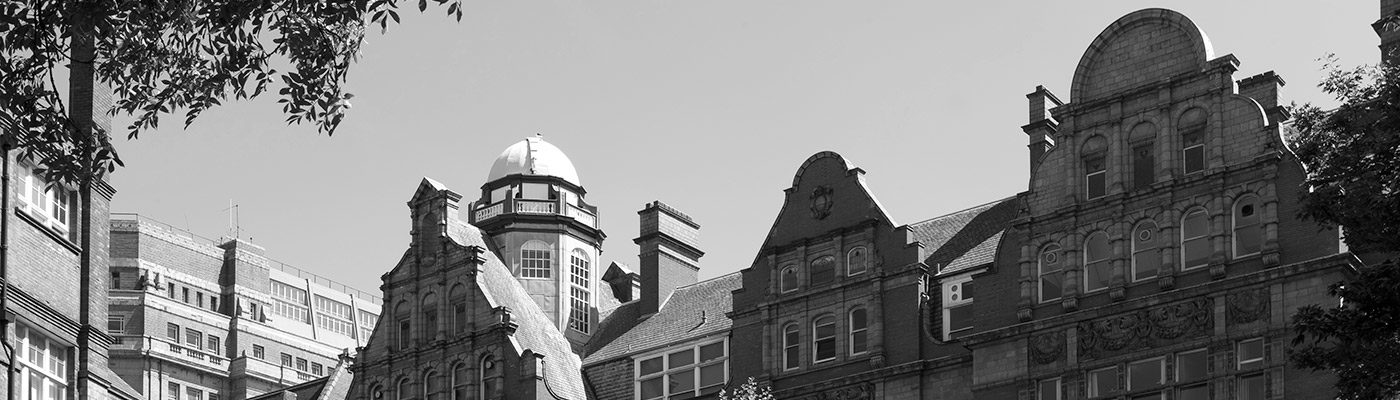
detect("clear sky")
[109,1,1378,295]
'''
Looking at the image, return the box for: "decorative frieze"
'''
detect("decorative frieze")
[1076,297,1213,360]
[1226,287,1269,325]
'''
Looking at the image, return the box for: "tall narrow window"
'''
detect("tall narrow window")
[16,324,70,400]
[451,363,468,400]
[812,316,836,363]
[1039,244,1062,302]
[396,378,410,400]
[782,324,800,370]
[449,284,468,335]
[846,247,868,276]
[479,355,499,400]
[1181,209,1210,270]
[519,241,552,278]
[399,319,412,350]
[809,256,835,287]
[423,370,442,400]
[1131,222,1160,282]
[849,308,868,355]
[1180,108,1207,175]
[943,277,974,339]
[422,294,438,341]
[1233,195,1262,257]
[569,249,591,334]
[1133,144,1156,189]
[1238,338,1264,369]
[1083,232,1112,292]
[780,265,798,293]
[1085,157,1107,199]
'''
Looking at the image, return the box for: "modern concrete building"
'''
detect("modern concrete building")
[106,214,381,400]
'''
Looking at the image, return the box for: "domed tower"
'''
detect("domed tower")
[468,135,604,350]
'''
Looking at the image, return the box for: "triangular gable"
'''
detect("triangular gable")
[757,152,902,253]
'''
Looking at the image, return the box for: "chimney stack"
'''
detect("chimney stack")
[1022,85,1062,176]
[635,201,703,315]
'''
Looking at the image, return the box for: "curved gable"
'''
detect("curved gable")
[1071,8,1214,102]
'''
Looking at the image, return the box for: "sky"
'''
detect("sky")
[108,1,1378,296]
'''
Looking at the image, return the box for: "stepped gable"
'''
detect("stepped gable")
[444,218,588,400]
[909,197,1018,274]
[582,272,742,365]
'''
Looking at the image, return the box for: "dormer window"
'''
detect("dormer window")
[942,276,974,340]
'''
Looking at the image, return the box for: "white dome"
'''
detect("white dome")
[486,136,581,186]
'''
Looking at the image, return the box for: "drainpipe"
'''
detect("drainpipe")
[2,139,14,400]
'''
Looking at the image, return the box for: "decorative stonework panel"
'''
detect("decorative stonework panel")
[1030,331,1066,365]
[1076,297,1213,360]
[1227,287,1269,325]
[792,383,872,400]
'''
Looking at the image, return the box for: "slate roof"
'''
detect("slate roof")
[582,272,743,365]
[248,360,353,400]
[584,300,642,358]
[445,218,588,400]
[909,197,1019,274]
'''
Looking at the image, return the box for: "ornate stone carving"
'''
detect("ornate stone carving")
[1076,297,1212,360]
[793,383,872,400]
[1227,287,1269,325]
[1029,331,1065,365]
[810,186,834,220]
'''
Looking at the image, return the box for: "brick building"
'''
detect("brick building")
[320,4,1384,400]
[106,214,382,400]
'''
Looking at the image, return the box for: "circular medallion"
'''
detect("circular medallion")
[809,186,834,220]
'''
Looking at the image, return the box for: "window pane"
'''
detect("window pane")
[1239,339,1264,368]
[1087,172,1106,198]
[815,338,835,361]
[948,304,973,332]
[1238,374,1264,400]
[1127,359,1163,390]
[810,257,834,286]
[1184,145,1204,174]
[1133,251,1159,281]
[1178,384,1208,400]
[668,349,694,368]
[1089,368,1117,397]
[1084,261,1111,292]
[962,282,974,300]
[1037,379,1059,400]
[698,363,724,388]
[847,248,867,275]
[1183,238,1210,269]
[851,330,867,354]
[668,369,694,396]
[1176,350,1207,382]
[699,343,724,363]
[784,345,799,369]
[781,267,798,292]
[1041,274,1061,301]
[1183,211,1208,238]
[1134,145,1155,189]
[815,319,834,338]
[1086,234,1110,261]
[639,378,663,400]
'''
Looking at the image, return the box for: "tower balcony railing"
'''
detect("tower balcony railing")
[472,198,598,228]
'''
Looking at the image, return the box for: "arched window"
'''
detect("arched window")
[421,293,438,341]
[782,323,800,370]
[1181,209,1210,269]
[846,247,868,276]
[450,363,468,400]
[1038,244,1063,302]
[1130,122,1157,190]
[396,377,411,400]
[810,256,835,286]
[1131,222,1161,282]
[812,315,836,364]
[779,265,798,293]
[1083,232,1111,292]
[370,384,384,400]
[479,354,499,400]
[519,241,552,278]
[849,308,868,355]
[568,249,592,334]
[395,301,411,350]
[449,284,468,335]
[1233,195,1262,257]
[1180,108,1207,174]
[423,369,442,400]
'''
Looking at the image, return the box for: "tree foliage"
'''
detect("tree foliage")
[719,377,773,400]
[0,0,464,183]
[1289,55,1400,400]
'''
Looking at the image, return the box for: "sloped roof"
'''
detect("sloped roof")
[584,300,642,358]
[445,219,588,400]
[583,273,743,365]
[247,360,353,400]
[909,197,1018,274]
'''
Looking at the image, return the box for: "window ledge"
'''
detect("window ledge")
[14,207,78,255]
